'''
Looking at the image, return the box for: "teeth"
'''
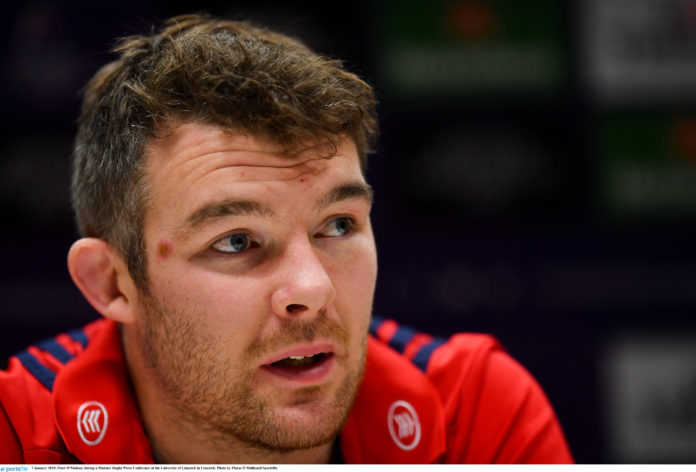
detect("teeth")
[288,354,315,360]
[270,353,325,369]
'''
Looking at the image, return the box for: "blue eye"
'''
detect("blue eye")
[212,233,252,253]
[321,217,353,237]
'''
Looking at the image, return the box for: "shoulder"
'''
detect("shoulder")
[0,319,108,463]
[369,317,503,372]
[367,317,573,464]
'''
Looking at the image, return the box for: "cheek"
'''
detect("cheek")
[345,254,377,297]
[149,265,269,336]
[349,235,378,285]
[333,245,376,359]
[331,237,378,310]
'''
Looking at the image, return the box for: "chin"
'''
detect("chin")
[229,366,363,452]
[231,402,345,451]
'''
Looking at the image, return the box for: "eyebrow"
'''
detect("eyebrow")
[184,200,275,230]
[183,181,373,233]
[314,182,374,211]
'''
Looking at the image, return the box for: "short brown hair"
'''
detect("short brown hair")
[72,13,379,290]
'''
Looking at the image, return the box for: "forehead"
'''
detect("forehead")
[146,123,334,168]
[142,123,364,228]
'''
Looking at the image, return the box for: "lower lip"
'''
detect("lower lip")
[260,354,335,384]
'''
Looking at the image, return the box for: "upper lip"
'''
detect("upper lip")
[261,342,336,366]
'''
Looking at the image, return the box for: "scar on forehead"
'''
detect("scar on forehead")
[158,240,173,259]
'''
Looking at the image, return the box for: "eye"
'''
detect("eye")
[318,217,353,238]
[212,233,255,253]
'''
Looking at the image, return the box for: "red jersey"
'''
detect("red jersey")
[0,317,573,463]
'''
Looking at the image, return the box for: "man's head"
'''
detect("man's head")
[68,14,379,462]
[71,13,378,291]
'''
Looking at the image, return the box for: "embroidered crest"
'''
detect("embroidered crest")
[387,400,421,451]
[77,401,109,446]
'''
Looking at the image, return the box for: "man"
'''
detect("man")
[0,14,572,463]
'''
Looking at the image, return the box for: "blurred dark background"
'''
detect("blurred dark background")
[2,0,696,464]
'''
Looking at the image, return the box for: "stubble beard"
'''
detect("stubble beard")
[138,296,368,452]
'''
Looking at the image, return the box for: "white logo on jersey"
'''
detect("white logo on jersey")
[77,401,108,446]
[387,400,421,451]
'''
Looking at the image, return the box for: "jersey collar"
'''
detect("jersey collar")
[52,319,154,463]
[339,336,447,463]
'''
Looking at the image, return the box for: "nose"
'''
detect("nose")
[271,236,336,318]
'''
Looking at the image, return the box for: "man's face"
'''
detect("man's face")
[131,123,377,451]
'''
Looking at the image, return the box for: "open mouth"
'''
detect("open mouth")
[262,352,335,382]
[270,352,330,369]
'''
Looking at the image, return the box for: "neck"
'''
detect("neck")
[121,326,334,464]
[146,411,334,464]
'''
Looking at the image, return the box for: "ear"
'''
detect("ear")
[67,238,139,324]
